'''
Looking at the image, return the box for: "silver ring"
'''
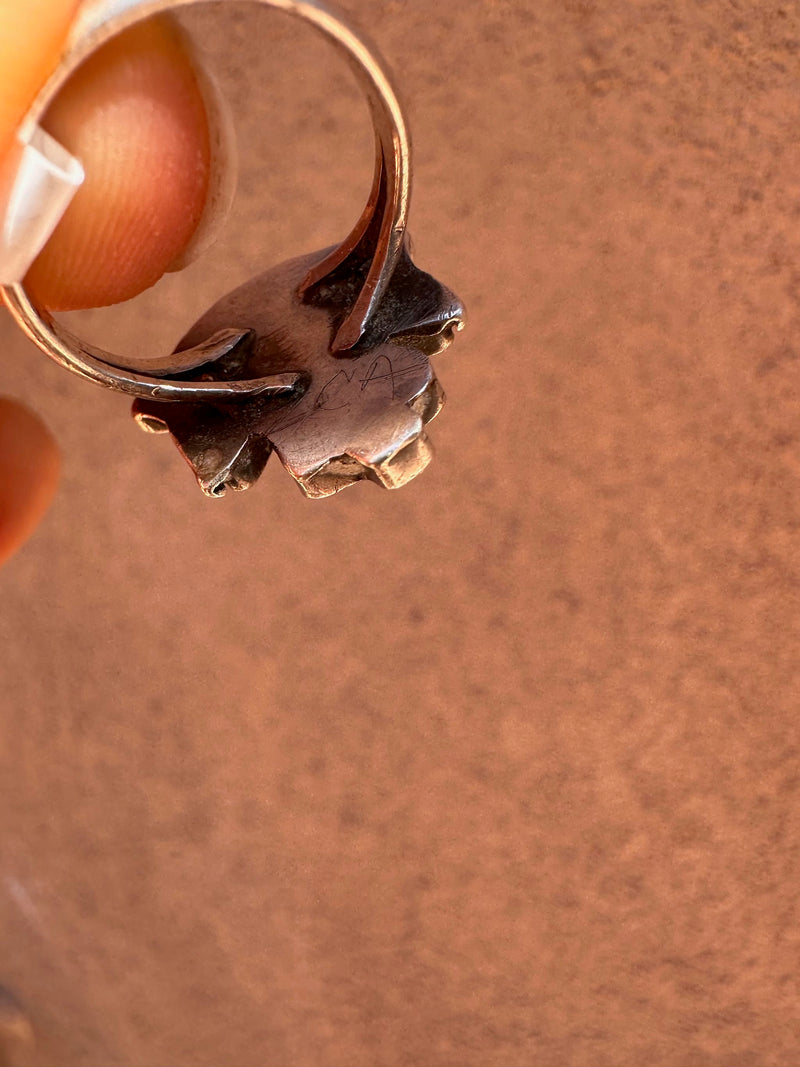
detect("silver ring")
[0,0,411,401]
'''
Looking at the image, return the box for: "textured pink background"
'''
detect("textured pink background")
[2,1,800,1064]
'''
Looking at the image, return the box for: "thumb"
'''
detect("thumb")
[0,0,81,161]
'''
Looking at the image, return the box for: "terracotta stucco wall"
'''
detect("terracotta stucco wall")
[2,1,800,1064]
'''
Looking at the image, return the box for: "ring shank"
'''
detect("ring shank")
[0,0,411,400]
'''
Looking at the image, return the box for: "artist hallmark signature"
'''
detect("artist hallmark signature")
[314,354,397,412]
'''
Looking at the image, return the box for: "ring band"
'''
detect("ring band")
[0,0,411,401]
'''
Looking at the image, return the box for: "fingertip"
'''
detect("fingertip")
[0,398,60,567]
[25,15,212,311]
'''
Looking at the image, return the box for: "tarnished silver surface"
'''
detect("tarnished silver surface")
[1,0,464,495]
[133,247,462,497]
